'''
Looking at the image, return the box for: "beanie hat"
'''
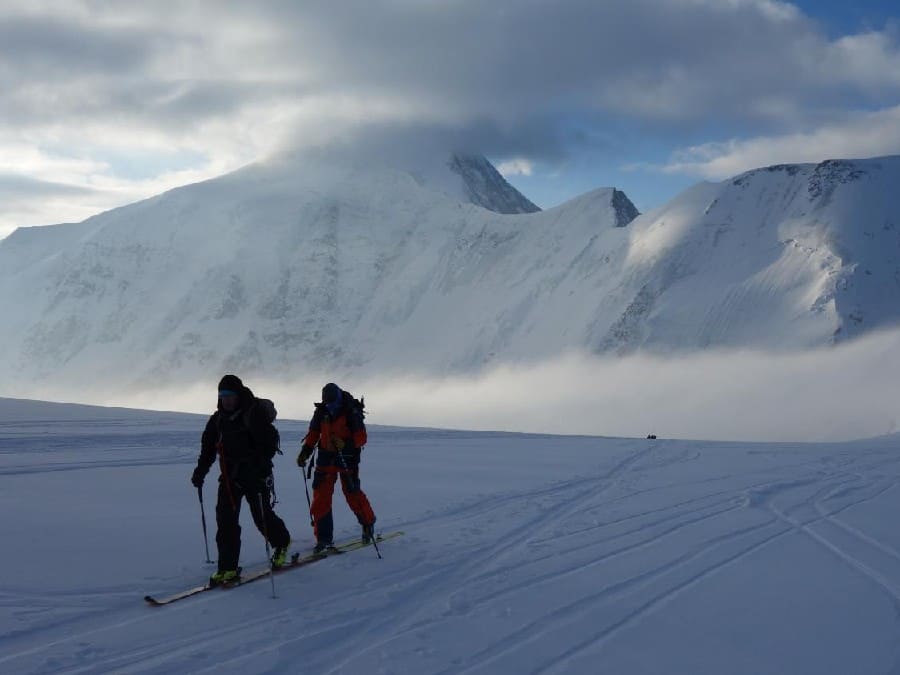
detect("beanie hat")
[322,382,342,404]
[322,382,343,415]
[218,374,244,396]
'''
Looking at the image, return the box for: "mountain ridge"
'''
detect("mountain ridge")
[0,153,897,395]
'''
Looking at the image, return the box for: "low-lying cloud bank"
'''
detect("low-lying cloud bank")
[54,326,900,444]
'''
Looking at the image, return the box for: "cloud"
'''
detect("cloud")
[35,325,900,444]
[662,104,900,179]
[317,329,900,443]
[0,173,95,199]
[246,0,900,148]
[497,159,534,177]
[0,14,156,80]
[5,1,900,140]
[0,173,100,233]
[2,0,900,236]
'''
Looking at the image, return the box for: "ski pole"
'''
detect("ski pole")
[337,450,382,559]
[198,486,213,563]
[257,491,277,599]
[371,533,382,560]
[301,467,314,526]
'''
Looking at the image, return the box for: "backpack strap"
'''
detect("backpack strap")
[241,401,257,431]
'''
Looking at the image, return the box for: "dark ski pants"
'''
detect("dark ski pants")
[215,478,290,571]
[311,465,376,544]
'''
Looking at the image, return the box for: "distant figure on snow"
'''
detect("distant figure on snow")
[191,374,291,585]
[297,383,377,553]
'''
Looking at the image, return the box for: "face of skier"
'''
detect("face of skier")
[322,383,342,416]
[219,391,239,412]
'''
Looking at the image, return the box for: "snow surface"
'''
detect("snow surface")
[3,398,900,674]
[5,153,898,396]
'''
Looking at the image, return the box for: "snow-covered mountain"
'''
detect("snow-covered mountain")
[619,158,900,351]
[1,153,898,393]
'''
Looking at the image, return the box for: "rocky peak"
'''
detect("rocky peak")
[448,154,541,215]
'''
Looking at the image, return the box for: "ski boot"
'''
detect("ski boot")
[313,540,334,556]
[209,569,240,587]
[271,545,289,569]
[361,522,376,544]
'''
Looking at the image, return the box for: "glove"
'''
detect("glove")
[191,466,206,488]
[297,444,314,468]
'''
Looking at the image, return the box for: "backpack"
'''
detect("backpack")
[320,391,365,420]
[347,393,365,421]
[345,392,367,448]
[244,397,281,455]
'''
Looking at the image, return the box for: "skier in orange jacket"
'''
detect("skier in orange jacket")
[297,383,376,553]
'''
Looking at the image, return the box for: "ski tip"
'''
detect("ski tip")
[144,595,161,605]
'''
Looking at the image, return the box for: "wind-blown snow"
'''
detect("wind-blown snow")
[2,399,900,674]
[0,154,898,396]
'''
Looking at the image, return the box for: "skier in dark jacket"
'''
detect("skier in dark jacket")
[191,374,291,585]
[297,383,376,553]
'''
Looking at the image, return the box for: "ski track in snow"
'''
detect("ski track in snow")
[2,404,900,674]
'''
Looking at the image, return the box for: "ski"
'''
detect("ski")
[144,531,403,606]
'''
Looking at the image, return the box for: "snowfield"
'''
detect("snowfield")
[2,398,900,674]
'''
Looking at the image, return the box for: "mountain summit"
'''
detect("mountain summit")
[448,154,540,214]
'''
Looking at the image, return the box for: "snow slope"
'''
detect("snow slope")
[2,399,900,674]
[622,158,900,351]
[0,153,635,392]
[1,154,899,395]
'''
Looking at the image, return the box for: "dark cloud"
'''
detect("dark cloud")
[0,8,298,135]
[0,76,302,136]
[0,15,160,78]
[188,0,900,161]
[0,173,96,200]
[1,0,898,200]
[289,117,581,163]
[5,3,900,125]
[264,0,900,121]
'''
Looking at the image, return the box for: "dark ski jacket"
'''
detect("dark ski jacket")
[195,386,279,483]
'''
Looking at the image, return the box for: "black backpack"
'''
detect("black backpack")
[351,394,365,418]
[244,397,281,455]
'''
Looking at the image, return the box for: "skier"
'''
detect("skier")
[297,383,376,553]
[191,374,291,585]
